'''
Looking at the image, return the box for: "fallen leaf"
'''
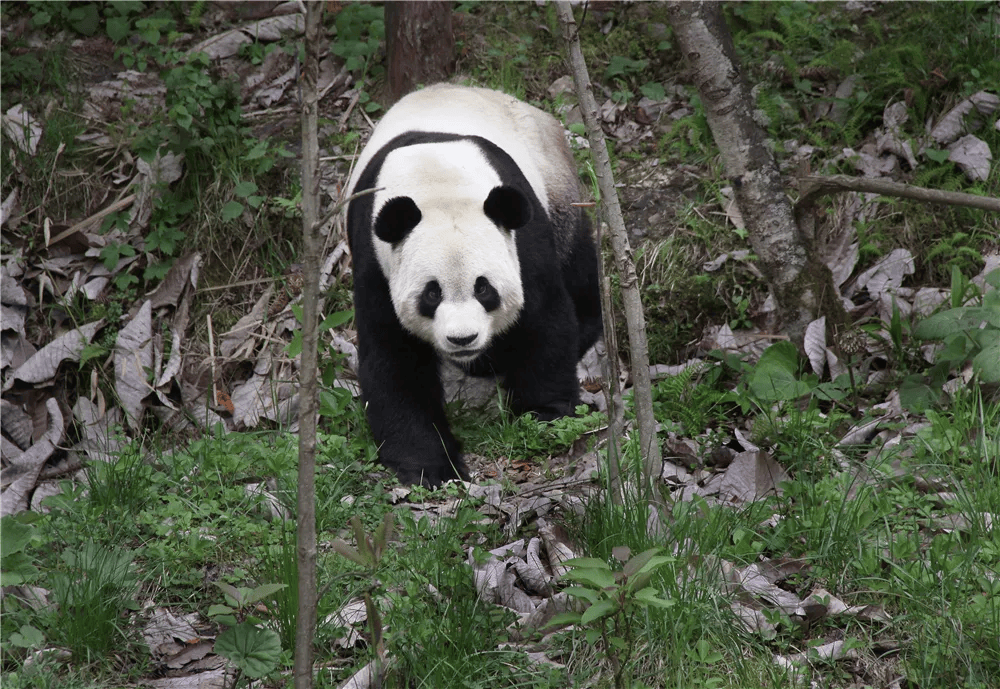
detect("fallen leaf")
[719,451,789,504]
[115,300,153,430]
[849,248,914,300]
[948,134,992,182]
[1,399,63,517]
[2,104,42,154]
[929,90,1000,145]
[9,320,104,386]
[145,253,201,311]
[804,317,827,376]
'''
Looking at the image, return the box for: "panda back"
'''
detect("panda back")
[347,84,580,224]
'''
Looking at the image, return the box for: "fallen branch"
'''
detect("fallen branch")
[47,193,136,246]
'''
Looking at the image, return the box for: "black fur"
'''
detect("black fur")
[374,196,422,244]
[348,131,601,487]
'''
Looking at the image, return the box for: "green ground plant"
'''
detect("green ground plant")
[208,581,287,682]
[551,548,676,689]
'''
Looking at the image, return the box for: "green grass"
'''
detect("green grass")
[3,359,997,687]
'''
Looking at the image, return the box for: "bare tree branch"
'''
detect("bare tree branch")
[555,2,661,496]
[797,174,1000,215]
[295,4,323,688]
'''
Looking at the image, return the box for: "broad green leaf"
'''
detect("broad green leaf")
[0,519,33,558]
[758,340,800,372]
[562,567,615,590]
[563,586,600,605]
[749,364,810,401]
[9,624,44,649]
[214,624,281,678]
[581,599,618,625]
[221,201,244,222]
[1,553,38,586]
[234,181,258,198]
[624,549,673,578]
[640,82,666,101]
[973,339,1000,382]
[214,581,242,605]
[106,16,130,42]
[622,547,657,577]
[899,375,937,413]
[625,570,654,594]
[748,342,810,401]
[915,307,1000,339]
[634,587,676,609]
[546,611,582,627]
[320,310,354,330]
[207,604,235,618]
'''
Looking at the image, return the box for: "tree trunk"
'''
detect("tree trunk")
[555,2,662,499]
[294,4,323,688]
[385,1,455,103]
[667,1,848,345]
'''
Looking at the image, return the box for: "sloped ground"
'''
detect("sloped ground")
[2,3,999,688]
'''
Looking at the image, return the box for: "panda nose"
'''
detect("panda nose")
[447,333,477,347]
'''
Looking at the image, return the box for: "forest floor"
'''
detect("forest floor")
[2,2,998,688]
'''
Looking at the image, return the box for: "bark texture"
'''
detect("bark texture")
[667,1,847,344]
[555,2,661,491]
[294,4,322,688]
[385,2,455,103]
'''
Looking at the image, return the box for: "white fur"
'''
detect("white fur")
[347,84,577,218]
[349,85,578,363]
[372,141,523,362]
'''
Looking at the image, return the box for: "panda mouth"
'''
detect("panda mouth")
[446,348,484,363]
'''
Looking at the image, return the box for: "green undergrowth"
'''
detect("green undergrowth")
[3,342,997,687]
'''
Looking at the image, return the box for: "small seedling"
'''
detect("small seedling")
[550,546,675,689]
[208,581,288,681]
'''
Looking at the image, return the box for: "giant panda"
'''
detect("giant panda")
[346,83,602,487]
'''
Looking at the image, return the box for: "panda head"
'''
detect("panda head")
[371,141,533,364]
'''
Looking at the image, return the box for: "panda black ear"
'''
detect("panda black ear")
[374,197,422,244]
[484,186,532,231]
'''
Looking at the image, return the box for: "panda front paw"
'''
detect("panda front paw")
[391,456,470,489]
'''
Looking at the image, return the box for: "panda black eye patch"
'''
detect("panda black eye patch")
[418,280,443,317]
[374,196,422,244]
[474,276,501,312]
